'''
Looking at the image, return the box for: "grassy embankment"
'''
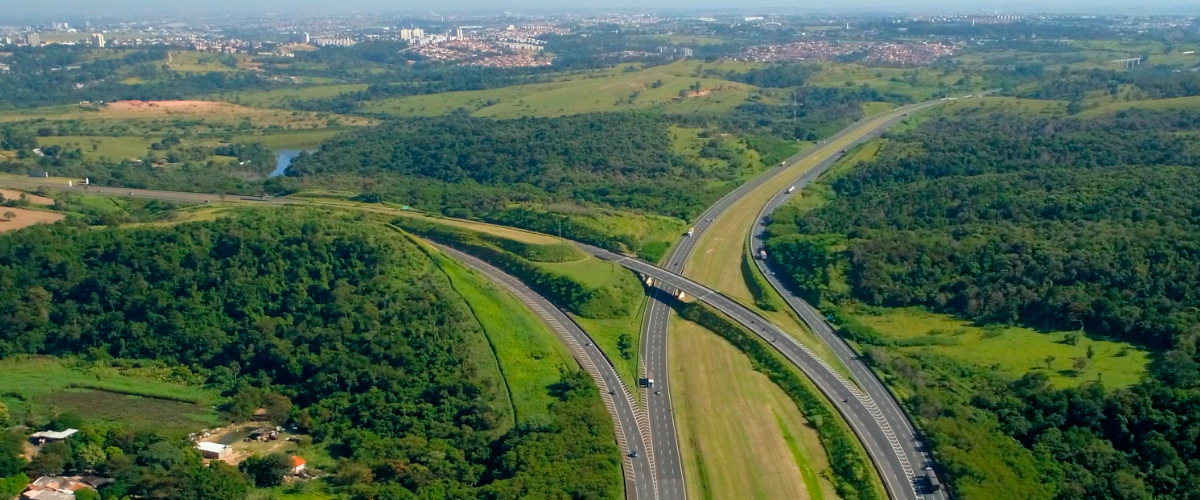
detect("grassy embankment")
[426,245,576,425]
[670,315,837,500]
[389,213,647,389]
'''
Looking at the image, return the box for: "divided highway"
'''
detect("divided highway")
[749,162,948,500]
[1,99,950,500]
[585,244,927,500]
[746,107,956,500]
[632,101,946,500]
[430,244,657,500]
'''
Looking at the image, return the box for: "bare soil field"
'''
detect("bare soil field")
[0,207,64,232]
[0,189,54,205]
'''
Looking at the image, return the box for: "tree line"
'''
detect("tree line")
[0,211,621,499]
[765,108,1200,499]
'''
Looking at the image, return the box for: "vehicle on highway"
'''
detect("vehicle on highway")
[785,186,795,194]
[629,450,638,458]
[926,466,941,492]
[685,227,694,237]
[759,250,768,260]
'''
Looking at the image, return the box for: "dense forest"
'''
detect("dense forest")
[766,108,1200,499]
[0,211,621,499]
[283,112,718,219]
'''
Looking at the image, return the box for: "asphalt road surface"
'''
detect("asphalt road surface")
[749,144,950,500]
[584,243,932,500]
[640,100,946,500]
[431,244,657,500]
[1,98,953,500]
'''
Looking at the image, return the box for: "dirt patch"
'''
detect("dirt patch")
[0,189,54,205]
[0,207,64,232]
[107,100,230,113]
[201,422,302,465]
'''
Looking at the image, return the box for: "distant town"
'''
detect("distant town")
[3,10,1190,72]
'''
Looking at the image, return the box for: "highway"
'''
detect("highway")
[1,99,946,500]
[639,100,945,500]
[749,149,948,499]
[585,243,929,500]
[429,243,657,500]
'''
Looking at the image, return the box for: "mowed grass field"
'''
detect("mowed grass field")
[850,307,1150,389]
[0,357,222,433]
[669,316,836,500]
[362,61,758,119]
[431,249,575,424]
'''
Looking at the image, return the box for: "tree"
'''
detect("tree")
[77,443,107,470]
[1045,355,1056,369]
[262,393,293,424]
[182,462,250,500]
[0,474,30,498]
[239,453,291,487]
[73,488,100,500]
[2,211,14,221]
[28,441,69,476]
[617,333,632,360]
[0,432,27,477]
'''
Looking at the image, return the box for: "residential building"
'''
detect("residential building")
[89,33,104,47]
[26,32,40,46]
[290,456,307,475]
[20,476,93,500]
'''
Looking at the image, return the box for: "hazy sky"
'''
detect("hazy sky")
[2,0,1197,17]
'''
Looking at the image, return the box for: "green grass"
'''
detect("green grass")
[230,129,347,149]
[849,307,1150,389]
[0,356,222,432]
[363,61,757,119]
[572,301,646,392]
[219,84,369,108]
[1077,95,1200,118]
[431,249,574,423]
[536,256,629,289]
[39,136,153,161]
[861,101,896,117]
[168,50,251,73]
[669,314,846,500]
[777,412,827,500]
[939,96,1066,117]
[538,206,688,262]
[807,63,972,99]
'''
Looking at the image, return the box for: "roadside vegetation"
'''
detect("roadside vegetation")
[765,96,1200,499]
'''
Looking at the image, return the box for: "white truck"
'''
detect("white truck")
[785,186,796,194]
[686,227,695,237]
